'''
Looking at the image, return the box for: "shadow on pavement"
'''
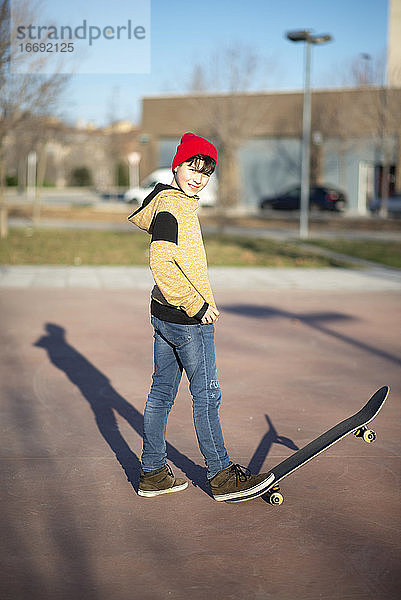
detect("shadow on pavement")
[34,323,301,498]
[247,414,299,474]
[222,304,401,367]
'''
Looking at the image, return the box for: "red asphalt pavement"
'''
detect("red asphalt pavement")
[1,288,400,600]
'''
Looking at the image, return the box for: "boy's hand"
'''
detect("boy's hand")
[201,305,220,324]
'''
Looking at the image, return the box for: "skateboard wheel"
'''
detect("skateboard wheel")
[269,492,284,505]
[363,429,376,443]
[266,486,284,505]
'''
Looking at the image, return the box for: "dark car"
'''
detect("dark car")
[260,185,347,211]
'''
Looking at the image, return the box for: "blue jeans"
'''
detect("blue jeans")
[141,316,231,479]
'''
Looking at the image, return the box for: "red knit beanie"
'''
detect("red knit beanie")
[172,132,218,172]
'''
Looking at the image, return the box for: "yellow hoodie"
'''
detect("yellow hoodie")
[128,183,215,324]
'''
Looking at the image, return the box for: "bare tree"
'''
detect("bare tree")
[187,43,274,215]
[0,0,71,237]
[12,115,67,223]
[346,55,400,217]
[321,54,400,217]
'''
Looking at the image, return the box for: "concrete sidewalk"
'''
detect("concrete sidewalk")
[1,264,401,290]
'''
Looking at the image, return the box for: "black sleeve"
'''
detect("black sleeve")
[151,211,178,244]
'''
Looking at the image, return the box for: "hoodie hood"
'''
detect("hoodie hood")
[127,183,198,233]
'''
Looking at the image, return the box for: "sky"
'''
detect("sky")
[28,0,390,127]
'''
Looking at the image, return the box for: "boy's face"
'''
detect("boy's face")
[172,160,211,197]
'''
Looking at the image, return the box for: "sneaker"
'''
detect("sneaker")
[138,465,188,497]
[210,464,275,502]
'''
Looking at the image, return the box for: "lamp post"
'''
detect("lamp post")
[127,152,141,188]
[286,30,333,239]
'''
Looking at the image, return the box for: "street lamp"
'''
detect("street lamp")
[286,30,333,239]
[360,53,372,86]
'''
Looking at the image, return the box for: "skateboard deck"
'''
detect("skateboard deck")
[227,385,389,505]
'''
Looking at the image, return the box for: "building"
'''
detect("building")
[4,118,140,191]
[137,87,401,214]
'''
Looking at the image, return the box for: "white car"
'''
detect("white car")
[124,168,217,207]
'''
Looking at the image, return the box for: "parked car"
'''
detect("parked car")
[387,195,401,218]
[124,168,217,207]
[260,185,347,212]
[369,194,401,218]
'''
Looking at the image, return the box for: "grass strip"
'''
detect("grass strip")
[0,228,352,268]
[308,239,401,269]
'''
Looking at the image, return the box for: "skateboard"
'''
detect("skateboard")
[227,385,390,505]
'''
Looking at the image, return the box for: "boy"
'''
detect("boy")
[128,132,274,501]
